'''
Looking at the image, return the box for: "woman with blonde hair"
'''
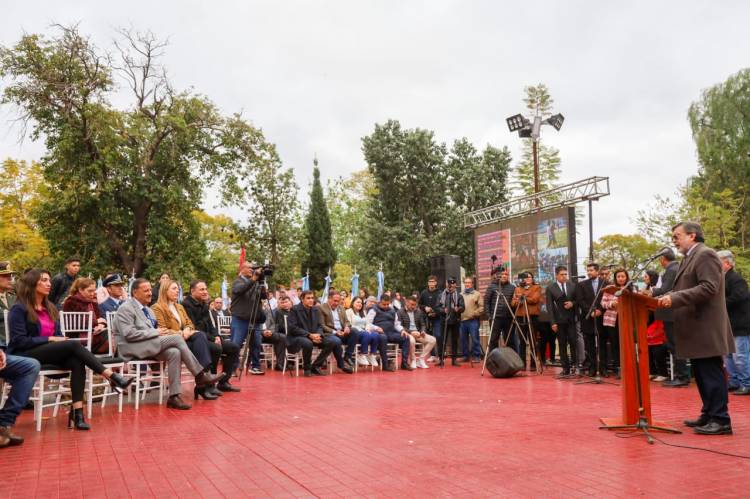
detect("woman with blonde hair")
[151,280,217,400]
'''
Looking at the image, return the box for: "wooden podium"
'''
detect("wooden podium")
[599,286,680,434]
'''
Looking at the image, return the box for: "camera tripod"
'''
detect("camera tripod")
[511,296,542,375]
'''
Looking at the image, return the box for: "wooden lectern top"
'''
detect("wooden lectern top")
[601,285,659,311]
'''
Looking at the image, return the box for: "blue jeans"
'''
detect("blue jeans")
[429,317,443,357]
[356,328,380,354]
[460,319,482,358]
[725,335,750,389]
[231,317,262,368]
[0,354,41,427]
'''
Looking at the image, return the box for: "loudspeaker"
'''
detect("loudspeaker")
[429,254,461,288]
[486,347,523,378]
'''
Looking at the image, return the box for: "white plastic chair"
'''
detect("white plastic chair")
[217,315,232,338]
[107,311,164,410]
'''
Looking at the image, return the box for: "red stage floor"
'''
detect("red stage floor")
[2,364,749,498]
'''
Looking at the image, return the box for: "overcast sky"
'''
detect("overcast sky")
[3,1,749,264]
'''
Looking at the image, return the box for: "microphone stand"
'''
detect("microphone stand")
[439,290,453,368]
[577,279,618,386]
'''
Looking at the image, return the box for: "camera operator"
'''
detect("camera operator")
[484,267,516,352]
[230,261,267,375]
[511,272,541,369]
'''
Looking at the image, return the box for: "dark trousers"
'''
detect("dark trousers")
[428,317,442,357]
[21,340,107,403]
[384,331,410,367]
[582,317,606,373]
[186,331,212,369]
[664,321,689,380]
[287,336,314,369]
[208,339,240,376]
[262,332,286,369]
[336,330,359,363]
[442,322,460,360]
[489,316,512,351]
[555,322,577,372]
[537,321,556,363]
[649,344,669,377]
[692,356,731,425]
[602,325,620,370]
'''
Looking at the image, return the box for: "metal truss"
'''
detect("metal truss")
[464,176,610,228]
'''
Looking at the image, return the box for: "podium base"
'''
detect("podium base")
[600,417,681,442]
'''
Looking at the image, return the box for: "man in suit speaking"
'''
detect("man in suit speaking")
[656,222,735,435]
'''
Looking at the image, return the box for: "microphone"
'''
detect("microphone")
[646,247,673,262]
[490,254,497,262]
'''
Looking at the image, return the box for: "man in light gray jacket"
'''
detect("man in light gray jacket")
[114,278,220,410]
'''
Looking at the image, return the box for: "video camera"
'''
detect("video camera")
[251,263,274,282]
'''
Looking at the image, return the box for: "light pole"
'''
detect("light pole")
[506,112,564,206]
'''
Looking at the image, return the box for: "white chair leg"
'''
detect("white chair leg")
[87,370,94,419]
[134,368,141,411]
[35,379,44,432]
[158,365,164,405]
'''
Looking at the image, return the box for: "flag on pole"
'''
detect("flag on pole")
[239,244,246,269]
[377,268,385,300]
[96,276,103,290]
[221,277,229,308]
[321,268,332,304]
[350,270,359,300]
[178,281,184,303]
[302,271,310,291]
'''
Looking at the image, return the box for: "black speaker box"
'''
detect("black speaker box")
[429,254,461,288]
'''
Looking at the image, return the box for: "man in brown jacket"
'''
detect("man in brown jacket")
[657,222,735,435]
[318,290,358,369]
[460,277,484,362]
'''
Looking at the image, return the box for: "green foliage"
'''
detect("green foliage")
[301,164,336,290]
[0,159,53,269]
[0,26,270,279]
[360,120,511,292]
[221,120,302,287]
[514,141,561,195]
[593,234,661,271]
[523,83,554,116]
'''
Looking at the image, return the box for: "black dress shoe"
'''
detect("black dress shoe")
[274,365,284,372]
[383,366,396,372]
[339,365,354,374]
[217,381,241,392]
[451,359,461,367]
[310,367,326,376]
[195,372,221,387]
[206,385,223,397]
[401,363,414,371]
[194,386,218,400]
[683,416,710,428]
[108,373,135,393]
[662,378,689,387]
[303,369,312,377]
[732,386,750,396]
[67,408,90,430]
[728,385,739,392]
[693,421,732,435]
[167,394,192,410]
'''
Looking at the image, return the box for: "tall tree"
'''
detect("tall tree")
[301,160,336,290]
[0,25,260,277]
[0,159,52,269]
[513,84,563,195]
[593,234,661,271]
[361,121,511,292]
[688,68,750,251]
[221,122,302,285]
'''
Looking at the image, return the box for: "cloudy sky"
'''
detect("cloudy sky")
[2,1,749,263]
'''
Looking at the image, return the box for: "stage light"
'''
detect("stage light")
[506,114,528,132]
[518,128,532,138]
[546,113,565,131]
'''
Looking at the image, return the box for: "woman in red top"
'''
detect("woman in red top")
[8,269,133,430]
[62,278,109,354]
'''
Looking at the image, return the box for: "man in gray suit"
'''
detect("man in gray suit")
[114,278,220,410]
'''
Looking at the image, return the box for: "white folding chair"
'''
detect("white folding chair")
[107,311,164,410]
[386,343,401,370]
[61,311,126,418]
[217,315,232,338]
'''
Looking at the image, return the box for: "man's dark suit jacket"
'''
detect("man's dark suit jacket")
[287,303,323,338]
[396,308,427,333]
[545,280,577,325]
[575,278,604,320]
[651,261,679,323]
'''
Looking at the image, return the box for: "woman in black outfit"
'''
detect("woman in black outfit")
[7,268,133,430]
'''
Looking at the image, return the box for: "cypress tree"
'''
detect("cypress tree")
[301,159,336,290]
